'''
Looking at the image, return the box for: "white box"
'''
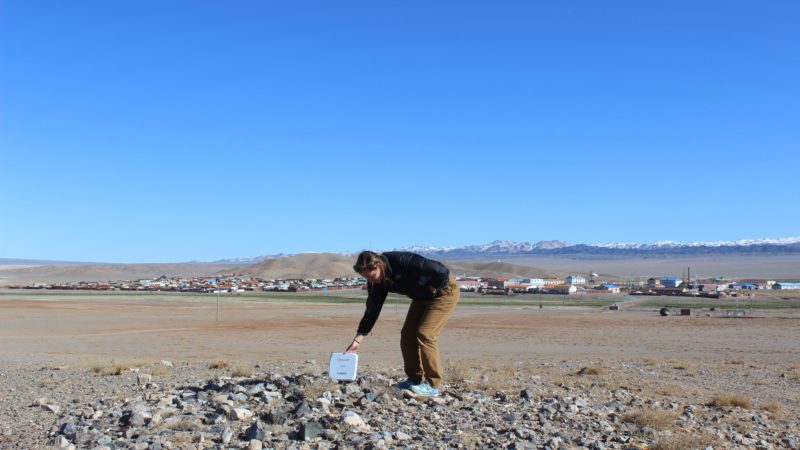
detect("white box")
[328,352,358,381]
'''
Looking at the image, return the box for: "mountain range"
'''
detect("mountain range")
[394,237,800,258]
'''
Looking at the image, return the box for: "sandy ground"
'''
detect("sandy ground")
[2,293,798,369]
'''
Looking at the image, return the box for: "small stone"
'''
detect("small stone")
[59,422,78,438]
[55,436,71,448]
[129,412,147,427]
[230,407,254,421]
[520,389,534,401]
[301,421,324,440]
[244,420,265,441]
[340,410,367,428]
[395,431,412,441]
[221,427,233,445]
[247,439,262,450]
[293,400,312,417]
[137,373,152,386]
[43,404,60,414]
[160,360,173,368]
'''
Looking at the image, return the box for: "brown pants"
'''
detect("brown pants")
[400,276,460,389]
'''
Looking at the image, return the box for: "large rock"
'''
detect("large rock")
[340,410,367,429]
[230,407,254,421]
[301,421,324,440]
[244,420,266,441]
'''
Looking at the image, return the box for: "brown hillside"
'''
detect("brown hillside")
[226,254,555,280]
[445,260,556,278]
[0,263,232,285]
[224,253,356,279]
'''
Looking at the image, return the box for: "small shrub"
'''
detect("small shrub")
[231,362,253,378]
[576,366,604,376]
[709,394,752,409]
[651,432,714,450]
[209,360,230,369]
[761,401,783,419]
[89,362,127,376]
[622,407,678,430]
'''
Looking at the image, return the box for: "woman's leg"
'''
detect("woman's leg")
[401,300,426,383]
[415,277,460,389]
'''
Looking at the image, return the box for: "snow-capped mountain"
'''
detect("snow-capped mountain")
[593,237,800,249]
[217,237,800,263]
[395,237,800,258]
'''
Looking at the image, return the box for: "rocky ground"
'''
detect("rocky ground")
[0,359,798,450]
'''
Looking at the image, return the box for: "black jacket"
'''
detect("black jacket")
[356,251,450,335]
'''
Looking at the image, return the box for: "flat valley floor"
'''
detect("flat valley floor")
[1,291,799,448]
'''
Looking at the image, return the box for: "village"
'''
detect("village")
[9,272,800,297]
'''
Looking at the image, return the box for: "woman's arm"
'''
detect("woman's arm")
[350,284,388,350]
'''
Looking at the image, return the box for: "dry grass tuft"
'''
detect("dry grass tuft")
[231,362,253,378]
[656,383,683,398]
[728,357,745,365]
[622,407,678,430]
[760,401,783,419]
[670,360,697,377]
[650,432,714,450]
[166,417,201,432]
[209,360,230,369]
[576,365,604,376]
[709,394,752,409]
[88,360,134,376]
[444,359,518,391]
[148,365,171,377]
[302,380,337,401]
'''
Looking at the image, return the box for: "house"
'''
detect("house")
[660,277,683,288]
[543,277,563,286]
[457,280,484,292]
[598,284,620,293]
[565,275,586,285]
[527,278,546,288]
[773,282,800,290]
[548,284,578,295]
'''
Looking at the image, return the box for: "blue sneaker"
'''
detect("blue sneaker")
[410,382,440,397]
[393,379,415,390]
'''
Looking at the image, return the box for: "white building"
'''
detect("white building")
[565,275,586,285]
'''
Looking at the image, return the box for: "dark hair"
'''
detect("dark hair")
[353,251,390,286]
[353,251,383,273]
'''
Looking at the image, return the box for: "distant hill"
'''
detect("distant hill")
[446,260,556,278]
[223,253,356,279]
[223,253,556,280]
[0,263,235,285]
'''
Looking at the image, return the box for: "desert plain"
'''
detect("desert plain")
[1,289,799,449]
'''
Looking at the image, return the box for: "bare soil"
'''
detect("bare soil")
[1,293,798,368]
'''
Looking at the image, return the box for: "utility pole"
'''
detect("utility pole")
[216,278,220,321]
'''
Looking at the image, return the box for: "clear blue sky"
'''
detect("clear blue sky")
[1,1,798,263]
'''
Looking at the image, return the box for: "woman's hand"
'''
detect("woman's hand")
[345,336,362,353]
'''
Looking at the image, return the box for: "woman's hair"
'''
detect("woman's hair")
[353,251,389,286]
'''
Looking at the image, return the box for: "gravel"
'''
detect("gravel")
[0,359,797,449]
